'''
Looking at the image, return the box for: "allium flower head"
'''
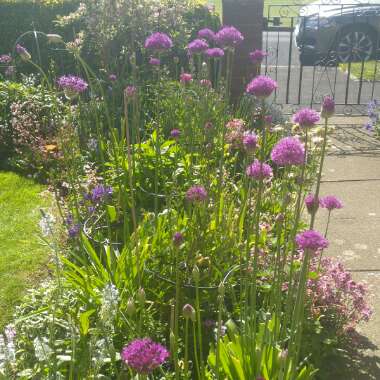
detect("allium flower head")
[16,44,31,61]
[108,74,117,82]
[246,75,277,98]
[249,49,267,64]
[180,73,192,83]
[125,85,137,98]
[215,26,244,47]
[200,79,212,87]
[145,32,173,51]
[305,194,320,214]
[0,54,12,64]
[243,132,258,152]
[187,38,209,55]
[183,304,196,321]
[57,75,88,99]
[293,108,320,127]
[296,230,329,251]
[198,28,216,41]
[246,159,273,180]
[321,195,343,210]
[149,57,160,66]
[186,185,208,203]
[205,47,225,58]
[173,232,184,246]
[270,137,305,166]
[321,95,335,118]
[170,129,181,139]
[121,338,169,374]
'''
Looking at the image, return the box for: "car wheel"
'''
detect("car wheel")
[335,27,376,63]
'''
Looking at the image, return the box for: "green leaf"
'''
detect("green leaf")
[107,205,117,222]
[79,309,95,335]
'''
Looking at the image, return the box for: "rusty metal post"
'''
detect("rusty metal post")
[222,0,264,100]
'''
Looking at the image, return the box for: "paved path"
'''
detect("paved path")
[314,122,380,379]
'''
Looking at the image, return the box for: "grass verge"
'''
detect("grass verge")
[0,172,49,328]
[340,61,380,81]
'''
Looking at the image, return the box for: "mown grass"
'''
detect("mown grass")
[0,172,49,328]
[340,61,380,81]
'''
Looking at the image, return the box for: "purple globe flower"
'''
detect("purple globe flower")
[249,49,267,64]
[187,39,209,55]
[200,79,212,88]
[121,338,169,374]
[246,159,273,180]
[305,193,320,214]
[215,26,244,48]
[108,74,117,82]
[0,54,12,64]
[16,44,31,61]
[246,75,277,98]
[149,57,160,66]
[321,195,343,210]
[186,185,208,203]
[180,73,192,84]
[57,75,88,98]
[125,85,137,98]
[321,95,335,118]
[295,230,329,251]
[170,129,181,139]
[270,137,305,166]
[173,232,184,246]
[198,28,216,41]
[293,108,320,127]
[205,48,225,58]
[243,132,258,152]
[145,32,173,51]
[91,185,113,203]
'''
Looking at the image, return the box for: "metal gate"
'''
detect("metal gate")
[262,1,380,115]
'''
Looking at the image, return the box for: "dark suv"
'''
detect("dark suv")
[295,0,380,65]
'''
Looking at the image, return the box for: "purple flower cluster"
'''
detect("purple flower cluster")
[321,195,343,210]
[0,54,12,64]
[215,26,244,47]
[270,137,305,166]
[295,230,329,251]
[243,132,258,152]
[121,338,169,374]
[180,73,192,84]
[246,75,277,98]
[187,39,209,55]
[246,160,273,180]
[108,74,117,82]
[249,49,267,64]
[68,223,81,238]
[149,57,160,66]
[170,129,181,139]
[198,28,216,41]
[145,32,173,51]
[125,85,137,98]
[57,75,88,94]
[293,108,320,127]
[305,193,320,214]
[91,185,113,203]
[173,232,184,246]
[309,257,372,327]
[205,48,225,58]
[321,95,335,118]
[186,185,208,203]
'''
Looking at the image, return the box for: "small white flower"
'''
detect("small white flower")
[39,212,55,237]
[33,337,52,362]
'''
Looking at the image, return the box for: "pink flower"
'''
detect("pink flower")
[321,195,343,210]
[295,230,328,251]
[249,49,267,64]
[246,159,273,180]
[198,28,215,41]
[145,32,173,51]
[270,137,305,166]
[246,75,277,98]
[293,108,320,127]
[305,194,320,214]
[187,39,209,55]
[186,185,208,203]
[215,26,244,47]
[180,73,192,84]
[149,57,161,66]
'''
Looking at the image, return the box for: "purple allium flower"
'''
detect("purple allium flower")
[57,75,88,98]
[295,230,329,251]
[321,95,335,118]
[68,223,81,238]
[108,74,117,82]
[170,129,181,139]
[125,85,137,98]
[186,185,208,203]
[180,73,192,84]
[198,28,216,41]
[249,49,267,64]
[243,132,258,152]
[16,44,31,61]
[200,79,212,88]
[215,26,244,47]
[149,57,160,66]
[187,39,209,55]
[305,193,320,214]
[270,137,305,166]
[0,54,12,64]
[121,338,169,374]
[320,195,343,211]
[91,185,113,203]
[173,232,184,246]
[246,159,273,180]
[144,32,173,51]
[205,47,225,58]
[246,75,277,98]
[293,108,320,127]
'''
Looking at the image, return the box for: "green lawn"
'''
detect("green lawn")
[0,172,49,328]
[340,61,380,81]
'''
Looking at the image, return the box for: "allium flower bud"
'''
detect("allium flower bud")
[192,265,200,282]
[137,288,146,304]
[321,96,335,119]
[173,232,184,246]
[16,44,31,61]
[218,282,225,296]
[126,298,136,316]
[183,304,196,321]
[305,194,320,214]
